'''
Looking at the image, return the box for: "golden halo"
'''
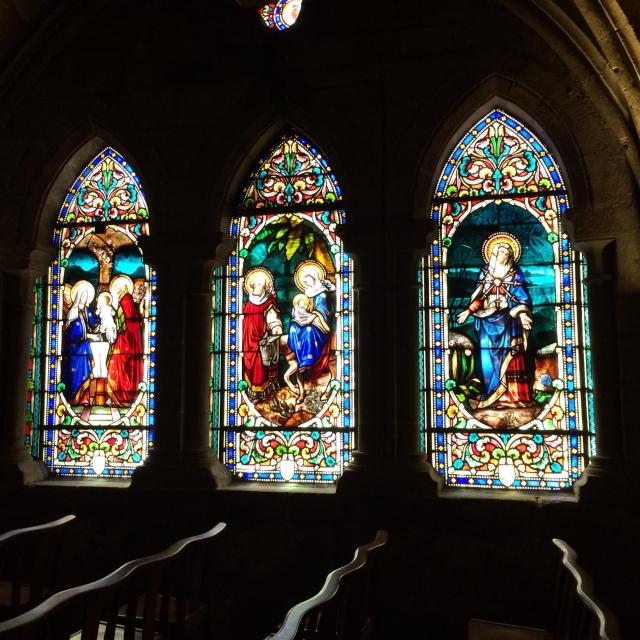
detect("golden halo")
[70,280,95,305]
[294,260,326,292]
[482,232,522,264]
[109,275,134,300]
[243,267,274,295]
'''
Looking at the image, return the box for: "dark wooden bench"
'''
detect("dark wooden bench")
[468,537,620,640]
[267,529,388,640]
[0,514,76,619]
[0,521,226,639]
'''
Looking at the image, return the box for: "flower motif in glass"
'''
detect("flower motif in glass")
[212,133,354,483]
[259,0,303,31]
[420,109,593,491]
[38,147,156,478]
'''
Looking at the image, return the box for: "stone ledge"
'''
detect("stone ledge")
[32,478,132,489]
[219,481,336,495]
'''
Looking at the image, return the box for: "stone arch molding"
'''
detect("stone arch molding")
[413,79,593,224]
[500,0,640,189]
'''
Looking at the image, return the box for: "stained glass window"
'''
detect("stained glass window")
[35,147,156,477]
[420,109,593,491]
[259,0,303,30]
[212,133,354,483]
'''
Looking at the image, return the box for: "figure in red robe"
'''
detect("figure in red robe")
[107,276,144,406]
[242,268,282,399]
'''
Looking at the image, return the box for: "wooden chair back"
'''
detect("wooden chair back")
[551,538,620,640]
[0,521,226,639]
[0,514,76,618]
[269,529,388,640]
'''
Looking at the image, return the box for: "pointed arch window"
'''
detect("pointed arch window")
[212,133,354,483]
[30,147,156,477]
[420,109,594,491]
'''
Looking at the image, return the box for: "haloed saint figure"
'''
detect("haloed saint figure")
[241,259,334,407]
[62,274,145,410]
[456,232,534,410]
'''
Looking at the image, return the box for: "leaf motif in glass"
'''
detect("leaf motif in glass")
[214,134,353,483]
[421,109,592,491]
[241,134,341,208]
[41,147,156,477]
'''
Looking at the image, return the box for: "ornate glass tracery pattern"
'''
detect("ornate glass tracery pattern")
[38,148,155,477]
[420,109,593,490]
[259,0,303,30]
[212,133,354,483]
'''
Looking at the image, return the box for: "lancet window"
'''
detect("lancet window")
[28,148,156,477]
[212,133,354,483]
[420,109,594,491]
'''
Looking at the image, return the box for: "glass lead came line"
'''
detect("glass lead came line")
[423,109,589,491]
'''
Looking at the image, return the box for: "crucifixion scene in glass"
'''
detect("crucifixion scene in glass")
[37,148,156,477]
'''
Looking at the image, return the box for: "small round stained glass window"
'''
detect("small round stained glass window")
[259,0,303,31]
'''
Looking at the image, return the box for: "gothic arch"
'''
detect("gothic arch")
[420,106,594,492]
[501,0,640,188]
[212,118,357,238]
[412,78,592,222]
[30,132,153,251]
[27,141,156,477]
[212,130,355,483]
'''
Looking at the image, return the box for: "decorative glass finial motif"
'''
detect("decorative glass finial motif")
[241,134,341,208]
[36,147,156,478]
[58,153,149,224]
[259,0,303,30]
[212,133,354,484]
[420,109,594,491]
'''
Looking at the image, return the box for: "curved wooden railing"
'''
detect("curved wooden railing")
[470,537,621,639]
[268,529,388,640]
[0,515,76,616]
[0,521,226,639]
[552,538,620,640]
[0,515,76,546]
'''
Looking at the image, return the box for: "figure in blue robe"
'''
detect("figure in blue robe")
[457,242,534,409]
[288,290,331,375]
[288,261,333,383]
[62,285,98,404]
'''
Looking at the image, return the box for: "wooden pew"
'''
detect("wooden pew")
[0,515,76,619]
[267,529,388,640]
[549,538,620,640]
[468,537,620,640]
[0,521,226,639]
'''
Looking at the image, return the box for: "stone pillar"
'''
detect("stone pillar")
[337,219,441,497]
[179,247,232,487]
[573,238,626,500]
[130,232,231,490]
[335,220,386,487]
[391,221,442,492]
[0,248,51,486]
